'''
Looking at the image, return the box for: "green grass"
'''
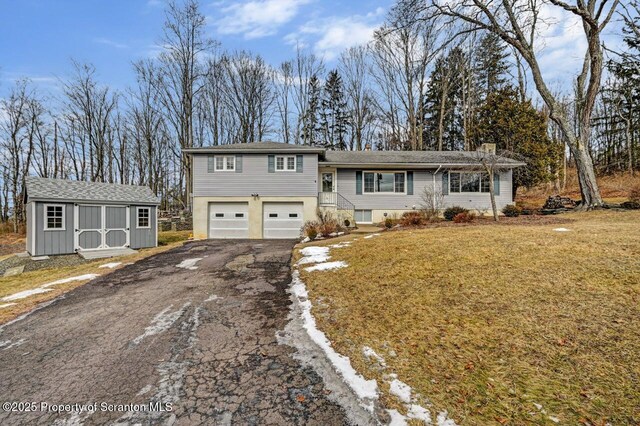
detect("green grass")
[296,211,640,425]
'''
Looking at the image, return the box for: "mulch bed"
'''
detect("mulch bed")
[386,214,574,232]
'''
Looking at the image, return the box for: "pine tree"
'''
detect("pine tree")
[319,70,350,150]
[474,32,511,96]
[301,75,321,146]
[422,48,467,151]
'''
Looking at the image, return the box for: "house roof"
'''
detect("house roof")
[25,177,161,205]
[183,141,325,154]
[321,150,525,168]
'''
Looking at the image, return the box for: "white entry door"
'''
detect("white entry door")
[208,202,249,239]
[263,202,303,239]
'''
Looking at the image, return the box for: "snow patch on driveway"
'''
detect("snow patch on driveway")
[176,258,202,270]
[304,261,348,272]
[553,228,571,232]
[131,303,190,346]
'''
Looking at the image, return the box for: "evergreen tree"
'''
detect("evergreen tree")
[474,32,511,96]
[422,48,467,151]
[319,70,350,150]
[301,75,321,146]
[475,88,561,197]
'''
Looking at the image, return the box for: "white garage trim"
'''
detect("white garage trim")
[263,202,304,239]
[208,202,249,239]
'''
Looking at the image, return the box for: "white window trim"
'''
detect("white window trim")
[214,155,236,171]
[362,171,407,195]
[275,155,297,172]
[136,207,151,229]
[449,171,492,194]
[43,203,66,231]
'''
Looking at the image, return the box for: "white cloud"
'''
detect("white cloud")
[285,7,385,61]
[93,37,129,49]
[215,0,312,39]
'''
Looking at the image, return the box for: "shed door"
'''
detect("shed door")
[263,202,303,239]
[105,206,128,248]
[208,202,249,239]
[78,205,103,250]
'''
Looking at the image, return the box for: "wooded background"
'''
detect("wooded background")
[1,0,637,231]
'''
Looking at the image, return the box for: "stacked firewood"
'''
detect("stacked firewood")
[541,195,577,213]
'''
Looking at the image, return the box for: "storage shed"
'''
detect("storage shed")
[25,177,160,256]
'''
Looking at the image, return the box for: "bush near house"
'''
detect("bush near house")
[443,206,468,221]
[502,204,522,217]
[400,211,428,227]
[452,211,475,223]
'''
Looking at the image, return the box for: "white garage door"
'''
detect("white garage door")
[263,202,303,239]
[208,202,249,239]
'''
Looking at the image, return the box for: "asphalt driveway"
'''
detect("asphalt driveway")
[0,240,348,425]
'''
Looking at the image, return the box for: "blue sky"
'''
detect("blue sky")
[0,0,393,94]
[0,0,624,96]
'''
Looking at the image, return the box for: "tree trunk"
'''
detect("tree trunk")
[569,138,603,208]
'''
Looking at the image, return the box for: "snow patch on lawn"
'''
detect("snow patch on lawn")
[131,303,190,346]
[408,404,432,423]
[553,227,571,232]
[0,303,17,309]
[437,411,457,426]
[1,288,52,302]
[363,233,381,239]
[330,241,352,249]
[304,261,348,272]
[387,409,408,425]
[176,258,202,270]
[362,346,386,367]
[390,378,413,403]
[291,271,378,410]
[298,246,330,264]
[99,262,122,269]
[42,274,100,288]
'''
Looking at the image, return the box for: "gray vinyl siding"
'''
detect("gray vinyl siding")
[26,202,32,253]
[34,202,74,256]
[192,153,318,197]
[336,169,514,211]
[130,206,157,249]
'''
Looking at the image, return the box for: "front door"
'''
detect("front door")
[105,206,128,248]
[77,205,103,250]
[77,205,130,250]
[321,172,334,192]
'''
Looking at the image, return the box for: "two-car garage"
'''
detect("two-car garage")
[208,201,304,239]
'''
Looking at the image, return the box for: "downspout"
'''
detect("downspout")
[433,165,442,208]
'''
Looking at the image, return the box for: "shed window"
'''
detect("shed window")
[137,207,150,228]
[44,204,65,230]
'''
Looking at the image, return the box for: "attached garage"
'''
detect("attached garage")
[208,202,249,239]
[263,202,303,239]
[25,177,160,256]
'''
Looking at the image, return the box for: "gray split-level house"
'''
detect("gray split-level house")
[184,142,524,240]
[25,177,160,256]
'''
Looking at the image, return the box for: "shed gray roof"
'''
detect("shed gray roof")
[25,177,160,205]
[321,150,525,167]
[183,141,325,154]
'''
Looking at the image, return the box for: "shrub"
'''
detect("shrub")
[443,206,468,221]
[629,185,640,203]
[400,211,427,227]
[302,221,320,239]
[453,211,475,223]
[502,204,522,217]
[316,209,341,236]
[384,218,394,229]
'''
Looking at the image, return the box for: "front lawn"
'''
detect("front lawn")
[297,211,640,425]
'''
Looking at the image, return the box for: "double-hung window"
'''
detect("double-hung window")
[137,207,150,228]
[363,172,405,194]
[449,172,491,193]
[44,204,65,230]
[215,156,235,171]
[276,156,296,171]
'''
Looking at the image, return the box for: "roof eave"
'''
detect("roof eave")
[183,148,325,154]
[319,161,525,168]
[27,197,161,205]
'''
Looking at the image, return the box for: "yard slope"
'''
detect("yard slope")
[298,211,640,425]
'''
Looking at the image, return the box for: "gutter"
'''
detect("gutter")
[433,165,442,207]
